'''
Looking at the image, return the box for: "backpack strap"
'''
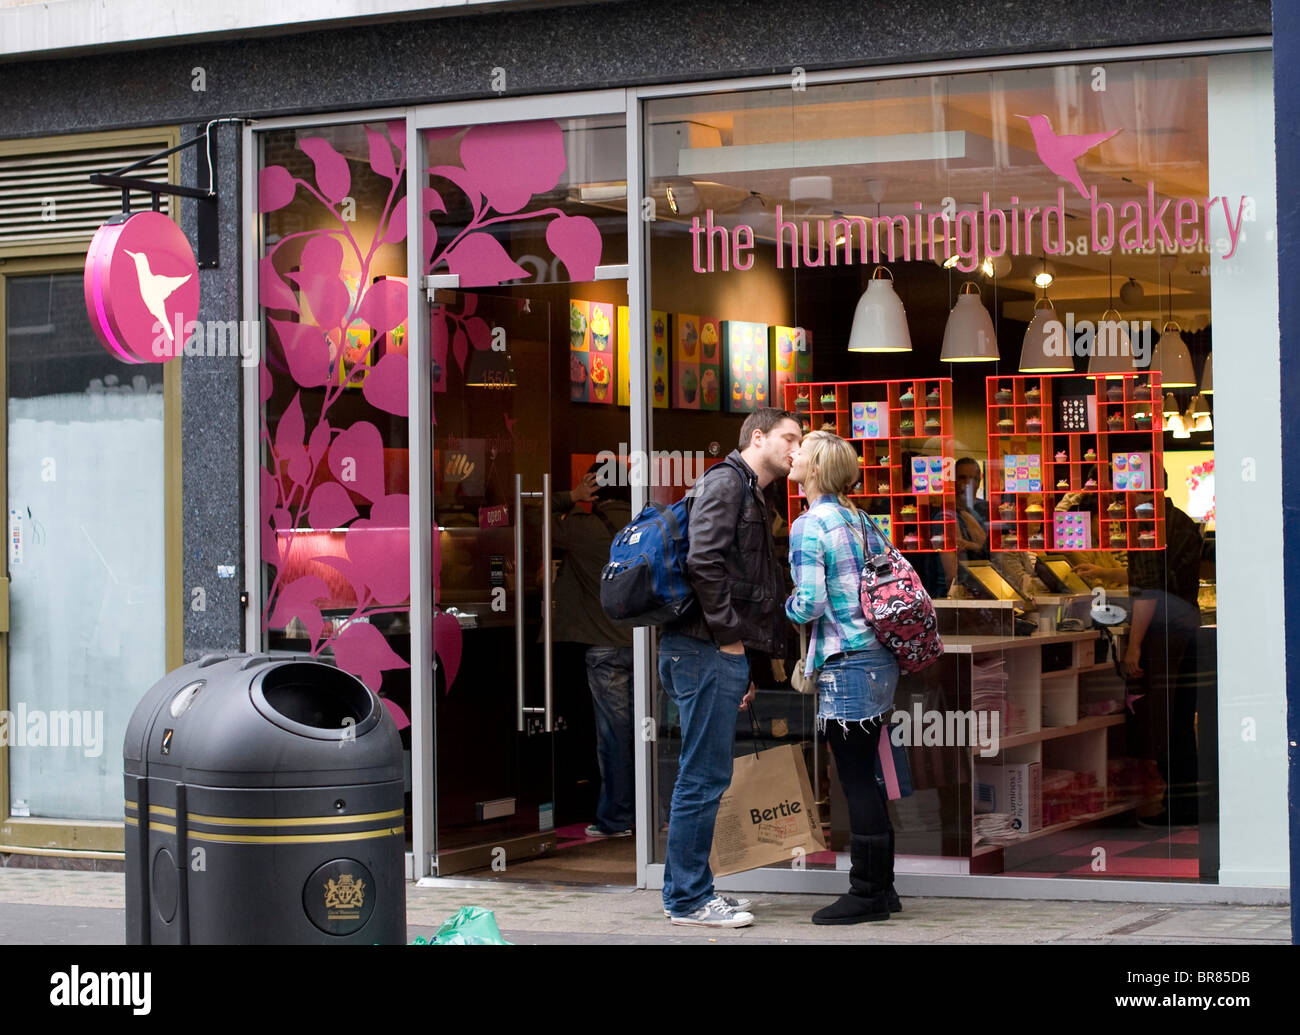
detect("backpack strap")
[593,506,619,537]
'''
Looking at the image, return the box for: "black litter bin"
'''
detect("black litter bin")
[124,652,406,944]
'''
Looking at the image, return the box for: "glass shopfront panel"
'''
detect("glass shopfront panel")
[643,53,1278,884]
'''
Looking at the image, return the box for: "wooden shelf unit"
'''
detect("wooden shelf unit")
[784,378,956,552]
[985,372,1165,553]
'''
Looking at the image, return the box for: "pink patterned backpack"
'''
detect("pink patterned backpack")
[854,511,944,674]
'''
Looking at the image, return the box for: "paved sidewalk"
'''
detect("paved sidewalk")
[0,868,1290,944]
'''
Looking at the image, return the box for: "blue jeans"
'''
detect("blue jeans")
[586,645,635,833]
[816,644,899,735]
[658,633,750,916]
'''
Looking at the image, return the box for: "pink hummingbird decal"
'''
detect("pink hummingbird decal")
[1016,114,1119,199]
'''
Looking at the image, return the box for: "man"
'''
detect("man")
[658,408,800,928]
[953,457,990,562]
[1122,479,1204,827]
[552,465,635,839]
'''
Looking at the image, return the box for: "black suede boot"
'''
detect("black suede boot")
[811,833,891,925]
[885,828,902,913]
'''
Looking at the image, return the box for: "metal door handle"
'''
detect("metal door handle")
[515,474,525,732]
[542,472,553,733]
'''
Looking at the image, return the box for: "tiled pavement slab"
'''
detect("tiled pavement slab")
[0,870,1289,945]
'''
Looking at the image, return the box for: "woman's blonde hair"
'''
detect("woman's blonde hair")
[800,430,859,512]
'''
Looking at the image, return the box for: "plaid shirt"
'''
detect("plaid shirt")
[785,496,887,675]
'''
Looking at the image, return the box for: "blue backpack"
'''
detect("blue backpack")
[599,461,742,627]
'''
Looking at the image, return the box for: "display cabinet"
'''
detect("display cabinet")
[985,372,1165,552]
[785,378,956,551]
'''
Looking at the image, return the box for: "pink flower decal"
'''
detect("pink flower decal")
[460,120,566,214]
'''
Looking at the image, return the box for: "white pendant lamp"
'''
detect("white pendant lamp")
[1191,393,1210,416]
[1162,392,1180,418]
[1088,308,1135,377]
[1201,351,1214,395]
[941,281,999,362]
[1019,296,1072,372]
[1151,320,1197,387]
[1088,258,1134,378]
[847,265,912,353]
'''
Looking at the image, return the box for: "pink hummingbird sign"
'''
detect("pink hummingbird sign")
[84,210,199,364]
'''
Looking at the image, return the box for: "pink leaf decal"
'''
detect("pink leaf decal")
[366,126,397,181]
[288,234,347,329]
[262,515,284,569]
[460,120,566,214]
[309,482,359,530]
[382,697,411,731]
[276,393,309,485]
[299,136,352,204]
[269,575,330,643]
[261,468,282,511]
[345,494,410,605]
[259,165,297,213]
[429,164,481,212]
[465,316,491,351]
[380,195,408,245]
[387,120,407,162]
[443,232,528,287]
[260,363,273,404]
[362,352,409,416]
[433,610,464,691]
[358,277,408,334]
[452,327,468,373]
[269,318,332,387]
[332,620,409,692]
[328,421,387,502]
[307,417,333,465]
[423,187,446,215]
[260,257,299,312]
[315,555,367,607]
[546,214,602,281]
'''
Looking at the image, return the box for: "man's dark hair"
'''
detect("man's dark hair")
[956,457,981,475]
[738,407,798,449]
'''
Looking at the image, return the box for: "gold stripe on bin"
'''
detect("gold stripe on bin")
[185,808,405,828]
[147,805,177,817]
[186,825,405,846]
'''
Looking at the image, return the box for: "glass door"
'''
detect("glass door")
[429,289,560,872]
[419,109,634,879]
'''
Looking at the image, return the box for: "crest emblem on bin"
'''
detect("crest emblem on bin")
[324,873,366,917]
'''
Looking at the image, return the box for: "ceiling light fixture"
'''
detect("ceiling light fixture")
[847,265,913,353]
[1088,255,1134,378]
[941,281,999,362]
[1152,270,1197,387]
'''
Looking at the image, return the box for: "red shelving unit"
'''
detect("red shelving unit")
[984,372,1165,552]
[785,378,956,552]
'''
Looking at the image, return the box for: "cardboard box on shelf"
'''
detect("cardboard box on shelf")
[975,762,1042,833]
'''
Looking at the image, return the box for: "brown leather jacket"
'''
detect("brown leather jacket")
[664,451,785,656]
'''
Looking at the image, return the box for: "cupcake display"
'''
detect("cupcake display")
[1134,413,1152,429]
[1108,500,1125,515]
[1107,414,1124,430]
[900,417,915,433]
[995,384,1013,403]
[925,416,941,432]
[999,502,1017,520]
[700,320,718,359]
[1026,416,1042,431]
[900,503,917,517]
[926,387,941,405]
[1106,383,1124,402]
[1138,531,1157,547]
[1084,476,1098,488]
[700,368,719,407]
[1055,450,1068,462]
[902,533,919,548]
[793,388,811,411]
[1028,533,1045,549]
[819,391,837,407]
[1026,502,1043,516]
[899,388,915,405]
[590,306,611,351]
[1025,386,1041,402]
[997,418,1015,431]
[1056,478,1070,490]
[1084,448,1097,461]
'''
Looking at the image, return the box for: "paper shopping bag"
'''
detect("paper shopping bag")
[708,743,827,877]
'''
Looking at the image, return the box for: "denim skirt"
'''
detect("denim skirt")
[816,641,899,734]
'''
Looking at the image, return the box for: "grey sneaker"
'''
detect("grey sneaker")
[664,894,751,918]
[668,895,755,928]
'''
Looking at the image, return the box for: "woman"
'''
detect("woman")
[786,430,901,925]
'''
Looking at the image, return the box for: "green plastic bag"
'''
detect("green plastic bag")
[412,906,511,946]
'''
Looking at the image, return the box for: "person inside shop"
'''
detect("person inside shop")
[953,457,990,563]
[785,430,902,925]
[551,463,635,839]
[1059,482,1128,591]
[1121,473,1204,827]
